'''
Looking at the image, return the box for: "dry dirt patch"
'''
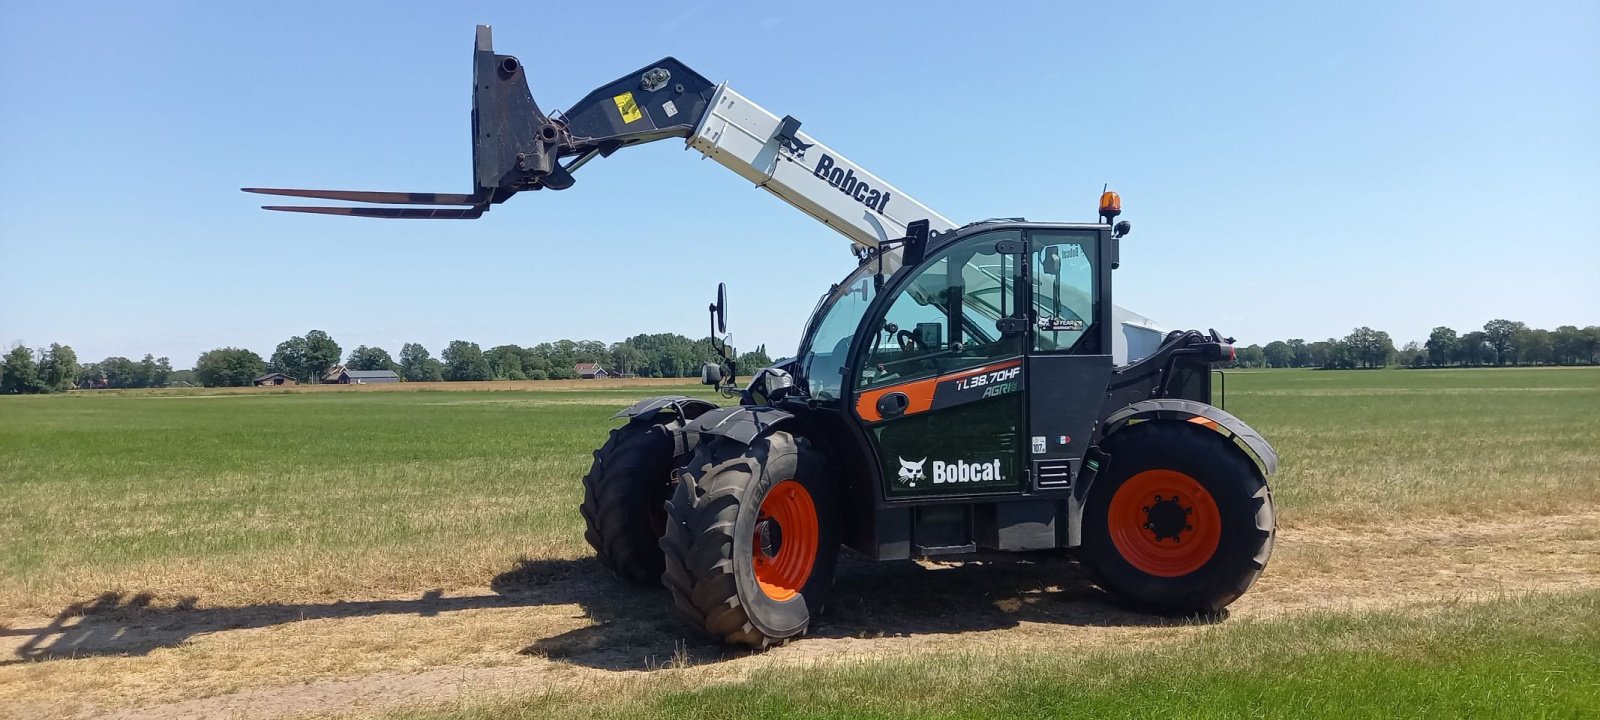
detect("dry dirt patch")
[2,508,1597,720]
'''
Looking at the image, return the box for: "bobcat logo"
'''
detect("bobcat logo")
[896,457,927,487]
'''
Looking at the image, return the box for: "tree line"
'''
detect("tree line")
[1227,320,1600,370]
[7,317,1595,393]
[3,330,774,392]
[191,331,774,387]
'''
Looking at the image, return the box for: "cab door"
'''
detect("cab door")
[1023,229,1114,491]
[851,230,1028,500]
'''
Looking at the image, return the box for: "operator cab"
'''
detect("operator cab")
[791,220,1119,503]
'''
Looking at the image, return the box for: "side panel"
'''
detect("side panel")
[856,359,1027,501]
[1025,354,1114,489]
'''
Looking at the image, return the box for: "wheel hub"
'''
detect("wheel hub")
[1107,469,1223,577]
[756,516,783,558]
[1142,494,1194,542]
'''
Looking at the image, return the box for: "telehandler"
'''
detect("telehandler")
[248,26,1277,648]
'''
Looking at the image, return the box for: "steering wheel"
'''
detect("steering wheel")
[896,329,929,353]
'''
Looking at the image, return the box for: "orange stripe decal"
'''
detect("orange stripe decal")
[855,359,1022,423]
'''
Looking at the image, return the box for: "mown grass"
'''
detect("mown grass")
[382,590,1600,720]
[0,384,721,611]
[1224,366,1600,522]
[1,368,1596,613]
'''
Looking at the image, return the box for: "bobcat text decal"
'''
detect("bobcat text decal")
[813,153,892,214]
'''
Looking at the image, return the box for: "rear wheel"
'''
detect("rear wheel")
[579,416,685,585]
[660,432,839,648]
[1078,421,1275,614]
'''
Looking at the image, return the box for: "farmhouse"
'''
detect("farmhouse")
[574,362,611,379]
[252,372,296,387]
[325,368,400,384]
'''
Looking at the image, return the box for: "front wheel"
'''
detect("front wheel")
[1078,421,1276,615]
[660,432,839,648]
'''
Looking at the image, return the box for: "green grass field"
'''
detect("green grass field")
[2,368,1597,719]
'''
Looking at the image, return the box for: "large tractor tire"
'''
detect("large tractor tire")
[1078,421,1275,615]
[660,432,839,648]
[579,416,686,585]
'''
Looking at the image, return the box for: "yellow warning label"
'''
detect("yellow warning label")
[613,92,643,124]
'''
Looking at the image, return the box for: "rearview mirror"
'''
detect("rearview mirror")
[708,282,727,336]
[1042,246,1060,275]
[701,362,723,385]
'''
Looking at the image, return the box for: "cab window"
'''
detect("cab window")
[857,231,1023,389]
[1031,230,1097,353]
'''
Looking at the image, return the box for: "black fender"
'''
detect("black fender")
[683,406,795,447]
[1066,399,1276,548]
[613,395,719,457]
[1099,399,1278,476]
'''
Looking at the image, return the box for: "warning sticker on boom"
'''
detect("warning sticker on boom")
[612,92,643,124]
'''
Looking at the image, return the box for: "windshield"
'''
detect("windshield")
[797,247,904,400]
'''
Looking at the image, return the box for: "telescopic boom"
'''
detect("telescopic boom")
[246,25,952,249]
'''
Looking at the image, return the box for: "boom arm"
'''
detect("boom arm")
[245,25,953,248]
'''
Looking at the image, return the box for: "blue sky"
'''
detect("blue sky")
[2,1,1596,366]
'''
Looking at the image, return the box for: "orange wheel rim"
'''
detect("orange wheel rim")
[1108,469,1221,577]
[753,480,818,601]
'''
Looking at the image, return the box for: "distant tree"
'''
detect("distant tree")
[1,345,48,393]
[442,340,491,381]
[575,340,609,364]
[737,343,774,372]
[1425,327,1458,367]
[98,356,139,388]
[1324,339,1357,369]
[1235,344,1265,368]
[194,347,266,387]
[137,354,172,388]
[302,330,342,380]
[420,358,445,382]
[38,343,80,392]
[346,345,397,372]
[1286,339,1312,368]
[522,354,553,380]
[1584,327,1600,364]
[398,343,435,382]
[1342,327,1393,368]
[1482,319,1524,366]
[271,336,310,382]
[1551,325,1587,365]
[1308,340,1333,368]
[484,344,530,379]
[1457,331,1491,366]
[1396,341,1427,368]
[609,342,646,377]
[271,330,341,382]
[1261,341,1292,368]
[77,361,105,388]
[1512,327,1552,365]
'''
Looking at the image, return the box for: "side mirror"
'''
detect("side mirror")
[708,282,728,336]
[1042,246,1061,275]
[701,362,723,385]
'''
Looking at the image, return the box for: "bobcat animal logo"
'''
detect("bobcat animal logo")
[896,457,927,487]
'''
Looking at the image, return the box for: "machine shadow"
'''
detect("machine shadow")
[7,554,1211,671]
[3,559,601,666]
[504,552,1209,671]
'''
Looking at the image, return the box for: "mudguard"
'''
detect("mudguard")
[683,406,795,446]
[613,395,719,424]
[613,395,719,457]
[1066,399,1276,548]
[1099,399,1278,476]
